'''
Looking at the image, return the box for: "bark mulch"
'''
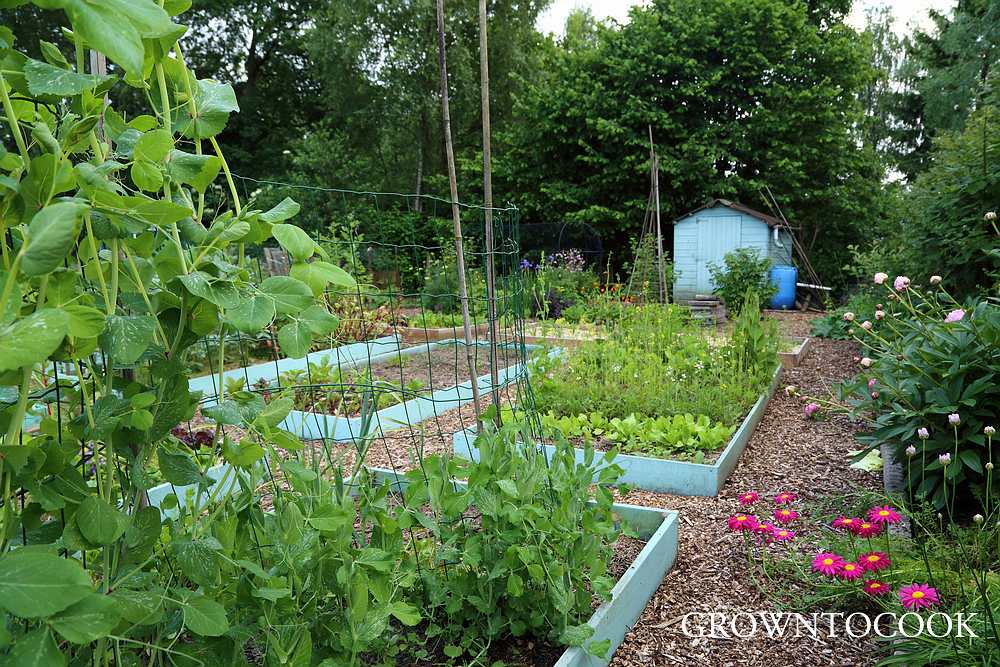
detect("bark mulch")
[606,313,884,667]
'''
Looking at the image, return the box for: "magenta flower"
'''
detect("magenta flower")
[944,309,965,323]
[771,527,795,542]
[840,562,864,581]
[893,276,910,291]
[812,552,845,577]
[853,521,882,538]
[804,403,820,419]
[868,506,902,526]
[868,378,877,390]
[728,514,759,532]
[773,508,798,524]
[774,492,797,505]
[832,516,861,532]
[738,491,759,506]
[859,551,891,572]
[899,583,940,611]
[864,580,891,597]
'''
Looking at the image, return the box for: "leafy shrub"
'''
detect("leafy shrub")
[709,248,776,313]
[814,275,999,510]
[523,250,599,320]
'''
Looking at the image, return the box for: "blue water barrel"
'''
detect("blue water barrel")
[769,265,797,309]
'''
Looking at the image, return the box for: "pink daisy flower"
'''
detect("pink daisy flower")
[859,551,891,572]
[864,580,891,597]
[812,552,845,577]
[728,514,759,532]
[771,527,795,542]
[773,508,798,524]
[853,521,882,538]
[738,491,759,506]
[774,492,797,505]
[832,516,861,532]
[868,506,902,526]
[899,583,940,611]
[839,562,864,581]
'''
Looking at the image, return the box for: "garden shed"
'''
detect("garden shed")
[672,199,793,302]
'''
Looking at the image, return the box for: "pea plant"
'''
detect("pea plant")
[0,1,352,662]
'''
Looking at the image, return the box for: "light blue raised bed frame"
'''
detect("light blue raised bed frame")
[274,339,532,443]
[454,364,783,496]
[144,464,678,667]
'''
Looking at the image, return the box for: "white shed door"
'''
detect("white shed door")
[696,216,742,295]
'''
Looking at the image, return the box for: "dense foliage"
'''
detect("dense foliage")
[709,249,776,313]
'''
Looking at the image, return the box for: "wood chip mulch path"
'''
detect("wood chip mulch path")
[607,313,884,667]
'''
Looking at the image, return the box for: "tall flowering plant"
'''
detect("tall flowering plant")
[807,272,998,511]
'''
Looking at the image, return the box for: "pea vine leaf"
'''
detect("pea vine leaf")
[23,57,115,96]
[0,552,93,618]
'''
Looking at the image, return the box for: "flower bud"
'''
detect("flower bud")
[870,391,879,399]
[930,275,942,285]
[861,321,873,330]
[986,211,997,221]
[843,311,855,322]
[939,452,951,466]
[987,462,994,471]
[973,514,984,524]
[985,426,995,436]
[917,427,929,439]
[948,413,961,426]
[874,272,888,285]
[905,445,917,457]
[875,310,885,320]
[860,357,872,368]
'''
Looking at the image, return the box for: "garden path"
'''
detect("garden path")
[608,313,885,667]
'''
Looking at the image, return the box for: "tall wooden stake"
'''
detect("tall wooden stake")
[436,0,482,423]
[648,126,666,303]
[479,0,501,420]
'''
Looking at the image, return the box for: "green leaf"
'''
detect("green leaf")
[24,57,115,96]
[22,201,88,276]
[176,80,239,139]
[496,479,519,499]
[166,150,220,193]
[63,304,106,337]
[277,320,312,359]
[60,0,144,74]
[131,160,163,192]
[0,309,69,371]
[178,271,241,309]
[559,623,595,647]
[257,396,293,427]
[258,197,300,223]
[289,260,356,296]
[157,447,202,486]
[506,572,524,597]
[133,129,174,163]
[174,538,221,587]
[180,595,229,637]
[224,294,275,333]
[99,314,156,365]
[271,224,317,261]
[0,551,92,618]
[260,276,313,315]
[959,449,983,473]
[388,602,421,627]
[222,438,264,468]
[299,305,339,336]
[76,495,126,546]
[4,628,65,667]
[50,594,121,644]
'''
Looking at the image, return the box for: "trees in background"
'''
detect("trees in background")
[496,0,882,288]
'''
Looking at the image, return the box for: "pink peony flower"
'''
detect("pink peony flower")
[859,551,891,572]
[738,491,759,506]
[774,492,797,505]
[774,508,798,524]
[839,562,864,581]
[804,403,820,419]
[893,276,910,291]
[812,552,845,577]
[874,272,888,285]
[944,309,965,323]
[864,580,891,597]
[899,583,940,611]
[728,514,759,532]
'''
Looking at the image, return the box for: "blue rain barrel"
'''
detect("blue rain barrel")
[769,265,797,310]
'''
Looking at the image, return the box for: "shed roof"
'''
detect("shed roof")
[674,198,785,229]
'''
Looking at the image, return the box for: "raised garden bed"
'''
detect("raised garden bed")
[778,336,812,368]
[519,320,605,348]
[277,339,530,442]
[394,321,489,344]
[144,464,678,667]
[455,364,783,496]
